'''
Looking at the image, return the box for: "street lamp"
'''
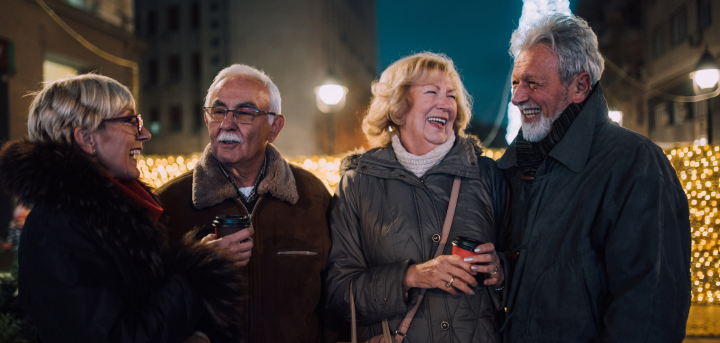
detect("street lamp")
[691,48,720,91]
[689,48,720,145]
[315,82,347,155]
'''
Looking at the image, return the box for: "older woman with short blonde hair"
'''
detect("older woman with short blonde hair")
[324,52,509,342]
[0,74,243,343]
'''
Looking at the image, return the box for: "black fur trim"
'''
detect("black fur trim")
[169,232,245,342]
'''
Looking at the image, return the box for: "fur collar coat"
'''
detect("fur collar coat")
[191,142,299,209]
[0,140,244,343]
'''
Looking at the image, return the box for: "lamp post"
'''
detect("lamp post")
[315,82,347,155]
[691,48,720,145]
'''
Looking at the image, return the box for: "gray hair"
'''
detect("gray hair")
[205,64,281,124]
[28,74,135,144]
[510,13,605,85]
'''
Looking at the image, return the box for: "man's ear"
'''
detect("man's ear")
[569,72,592,104]
[267,115,285,144]
[73,127,95,154]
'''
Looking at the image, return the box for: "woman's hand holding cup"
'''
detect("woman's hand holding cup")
[462,242,504,287]
[403,255,478,296]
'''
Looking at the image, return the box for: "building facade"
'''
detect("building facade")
[134,0,377,156]
[644,0,718,147]
[578,0,719,148]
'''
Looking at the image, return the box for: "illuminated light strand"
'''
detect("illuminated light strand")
[137,145,719,304]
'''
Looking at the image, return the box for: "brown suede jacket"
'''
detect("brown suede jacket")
[155,143,332,343]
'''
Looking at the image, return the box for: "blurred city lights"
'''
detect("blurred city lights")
[608,111,623,126]
[317,85,346,105]
[137,144,718,304]
[694,69,720,89]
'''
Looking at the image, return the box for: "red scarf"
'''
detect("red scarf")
[110,178,164,222]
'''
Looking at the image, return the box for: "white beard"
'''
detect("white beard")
[522,111,562,143]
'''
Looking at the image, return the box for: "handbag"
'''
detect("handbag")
[342,177,462,343]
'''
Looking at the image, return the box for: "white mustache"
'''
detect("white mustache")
[217,132,243,143]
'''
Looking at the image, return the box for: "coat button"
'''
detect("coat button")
[360,165,367,171]
[440,321,449,330]
[432,234,441,242]
[471,162,476,166]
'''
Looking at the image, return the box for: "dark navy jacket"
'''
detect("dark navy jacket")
[498,84,691,342]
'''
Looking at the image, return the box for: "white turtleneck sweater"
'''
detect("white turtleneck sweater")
[391,132,456,177]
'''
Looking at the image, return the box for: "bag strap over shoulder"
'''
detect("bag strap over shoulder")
[394,177,461,342]
[348,177,462,343]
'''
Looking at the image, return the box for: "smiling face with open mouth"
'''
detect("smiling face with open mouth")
[93,107,151,180]
[511,44,572,142]
[398,72,458,156]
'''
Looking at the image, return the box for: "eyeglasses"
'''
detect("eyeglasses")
[203,107,279,124]
[101,114,144,135]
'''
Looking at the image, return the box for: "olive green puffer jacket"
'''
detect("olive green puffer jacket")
[323,136,508,343]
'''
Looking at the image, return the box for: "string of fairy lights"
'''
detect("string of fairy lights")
[138,146,717,304]
[667,145,720,304]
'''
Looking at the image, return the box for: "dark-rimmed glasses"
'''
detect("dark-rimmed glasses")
[101,114,144,135]
[203,107,280,124]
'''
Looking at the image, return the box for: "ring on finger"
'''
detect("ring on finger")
[445,277,455,288]
[491,265,498,275]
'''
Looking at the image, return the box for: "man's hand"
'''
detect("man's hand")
[201,226,254,266]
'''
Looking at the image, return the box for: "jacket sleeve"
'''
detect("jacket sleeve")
[20,209,241,343]
[595,173,691,342]
[323,170,413,326]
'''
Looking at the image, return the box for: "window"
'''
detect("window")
[654,102,670,127]
[149,107,161,134]
[148,59,158,85]
[192,53,201,80]
[169,106,182,132]
[147,10,157,36]
[699,0,712,31]
[673,101,692,124]
[210,37,220,47]
[194,102,204,132]
[167,6,180,32]
[43,60,78,82]
[211,55,220,65]
[652,26,664,58]
[190,2,200,30]
[670,9,687,47]
[168,55,181,83]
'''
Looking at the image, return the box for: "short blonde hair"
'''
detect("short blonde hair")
[28,74,135,144]
[362,52,473,147]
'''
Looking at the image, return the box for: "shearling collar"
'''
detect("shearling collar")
[192,143,298,209]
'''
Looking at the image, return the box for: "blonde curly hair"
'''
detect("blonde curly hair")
[362,52,472,147]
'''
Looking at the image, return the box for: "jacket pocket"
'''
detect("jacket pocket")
[527,252,598,341]
[275,250,321,259]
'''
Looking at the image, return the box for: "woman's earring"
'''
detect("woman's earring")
[92,148,97,155]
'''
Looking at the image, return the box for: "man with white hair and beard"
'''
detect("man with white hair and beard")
[156,64,332,342]
[496,14,691,342]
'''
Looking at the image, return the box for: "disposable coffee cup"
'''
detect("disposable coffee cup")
[452,236,486,281]
[213,215,251,238]
[451,236,484,258]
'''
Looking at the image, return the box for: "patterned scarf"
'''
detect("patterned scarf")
[515,94,591,181]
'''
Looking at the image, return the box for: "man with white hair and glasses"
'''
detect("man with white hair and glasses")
[156,64,332,342]
[497,13,691,342]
